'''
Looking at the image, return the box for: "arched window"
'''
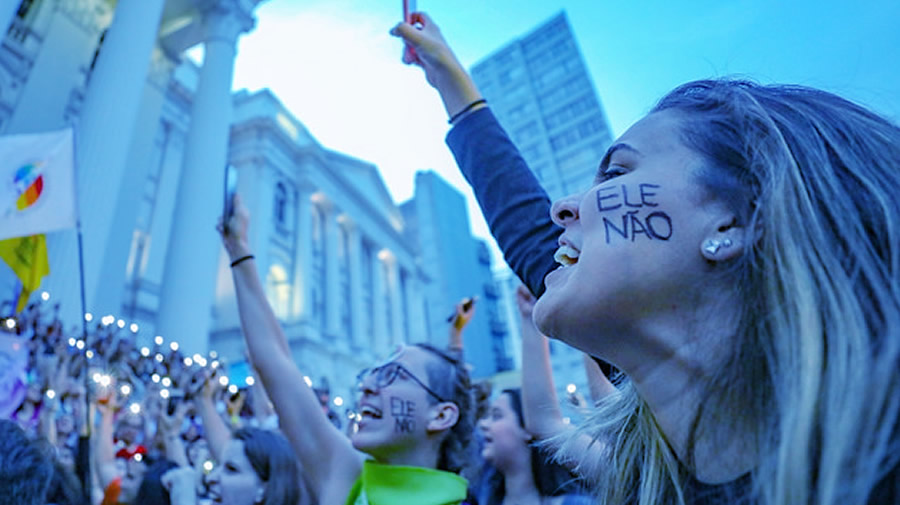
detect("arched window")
[266,263,290,320]
[274,182,288,226]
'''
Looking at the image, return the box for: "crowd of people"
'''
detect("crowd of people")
[0,294,322,505]
[3,9,900,505]
[0,253,594,505]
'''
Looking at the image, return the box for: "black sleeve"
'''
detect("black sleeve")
[446,108,561,297]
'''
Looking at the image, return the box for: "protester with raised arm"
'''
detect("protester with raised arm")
[219,195,476,505]
[393,11,900,505]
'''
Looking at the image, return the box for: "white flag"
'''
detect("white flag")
[0,128,78,240]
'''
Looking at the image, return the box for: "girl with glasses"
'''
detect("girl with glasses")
[219,198,476,505]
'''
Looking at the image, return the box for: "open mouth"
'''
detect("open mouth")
[554,245,580,266]
[358,405,383,420]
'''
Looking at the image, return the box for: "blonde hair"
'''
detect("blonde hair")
[554,79,900,505]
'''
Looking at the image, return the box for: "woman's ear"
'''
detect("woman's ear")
[700,215,747,262]
[426,402,460,433]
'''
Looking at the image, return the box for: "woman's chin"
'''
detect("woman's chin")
[532,297,555,335]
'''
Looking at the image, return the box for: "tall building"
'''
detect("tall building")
[400,171,511,378]
[470,11,613,202]
[471,11,612,405]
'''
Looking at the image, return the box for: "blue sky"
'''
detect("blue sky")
[230,0,900,268]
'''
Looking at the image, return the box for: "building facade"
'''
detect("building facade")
[0,0,470,407]
[401,171,512,378]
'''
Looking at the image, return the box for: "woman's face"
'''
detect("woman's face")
[56,413,75,435]
[351,346,443,462]
[207,439,264,505]
[116,414,144,445]
[534,110,726,365]
[119,456,147,504]
[478,393,529,469]
[188,438,211,467]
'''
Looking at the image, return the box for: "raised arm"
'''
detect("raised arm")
[158,398,190,467]
[447,297,476,354]
[583,353,617,405]
[392,13,560,297]
[218,195,362,501]
[515,285,570,439]
[195,369,231,463]
[93,395,120,490]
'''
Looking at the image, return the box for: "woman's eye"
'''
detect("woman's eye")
[599,165,628,181]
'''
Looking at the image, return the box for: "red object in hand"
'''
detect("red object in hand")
[402,0,418,62]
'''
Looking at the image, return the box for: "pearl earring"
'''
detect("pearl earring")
[703,239,722,255]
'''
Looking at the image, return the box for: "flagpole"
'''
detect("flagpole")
[76,226,92,505]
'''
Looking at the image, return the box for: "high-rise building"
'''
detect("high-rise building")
[472,11,612,406]
[470,11,613,202]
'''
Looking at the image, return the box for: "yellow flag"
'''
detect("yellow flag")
[0,234,50,312]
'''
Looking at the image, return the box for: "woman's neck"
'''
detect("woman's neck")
[622,295,756,483]
[500,458,541,505]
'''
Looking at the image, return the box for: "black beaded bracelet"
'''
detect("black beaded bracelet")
[448,99,487,124]
[230,254,254,268]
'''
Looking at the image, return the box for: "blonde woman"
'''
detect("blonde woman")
[392,12,900,505]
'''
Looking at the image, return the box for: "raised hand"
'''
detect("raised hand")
[161,466,199,505]
[216,193,252,261]
[515,284,537,321]
[451,297,477,332]
[390,12,484,121]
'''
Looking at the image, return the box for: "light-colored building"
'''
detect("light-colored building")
[1,0,265,351]
[0,0,451,407]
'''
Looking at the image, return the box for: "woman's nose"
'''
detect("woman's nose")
[550,193,581,227]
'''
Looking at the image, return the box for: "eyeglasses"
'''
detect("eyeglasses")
[356,361,449,403]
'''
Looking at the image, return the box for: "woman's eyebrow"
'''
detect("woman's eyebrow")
[598,143,641,172]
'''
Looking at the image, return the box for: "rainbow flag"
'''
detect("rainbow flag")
[15,162,44,210]
[0,128,77,241]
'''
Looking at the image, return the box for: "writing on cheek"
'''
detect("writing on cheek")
[596,183,672,243]
[391,397,416,433]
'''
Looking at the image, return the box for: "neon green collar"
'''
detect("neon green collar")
[345,460,468,505]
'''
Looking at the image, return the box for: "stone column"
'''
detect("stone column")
[15,1,163,323]
[346,223,364,349]
[387,260,403,347]
[371,248,388,355]
[291,182,315,323]
[156,1,256,354]
[323,205,341,339]
[91,46,178,319]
